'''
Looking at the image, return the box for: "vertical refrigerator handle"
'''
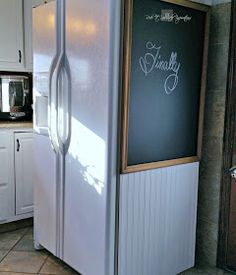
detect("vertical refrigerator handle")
[56,55,71,155]
[48,0,71,155]
[48,0,62,153]
[48,54,59,152]
[54,0,71,156]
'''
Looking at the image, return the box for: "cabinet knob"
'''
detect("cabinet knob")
[16,139,20,152]
[18,50,22,63]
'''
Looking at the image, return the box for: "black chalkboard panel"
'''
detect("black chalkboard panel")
[121,0,210,173]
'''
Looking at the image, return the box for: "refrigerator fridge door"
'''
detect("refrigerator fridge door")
[33,1,58,254]
[63,0,121,274]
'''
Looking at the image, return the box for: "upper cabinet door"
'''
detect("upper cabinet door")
[24,0,53,72]
[0,0,24,71]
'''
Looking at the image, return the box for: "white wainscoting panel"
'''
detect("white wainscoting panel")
[118,162,199,275]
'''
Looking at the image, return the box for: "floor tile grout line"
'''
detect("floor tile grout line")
[0,226,32,266]
[0,248,12,264]
[10,227,31,251]
[0,226,79,275]
[37,253,50,274]
[3,226,49,275]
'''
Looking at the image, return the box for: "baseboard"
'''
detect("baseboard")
[0,217,33,234]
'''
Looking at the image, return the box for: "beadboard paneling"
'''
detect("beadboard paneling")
[118,162,199,275]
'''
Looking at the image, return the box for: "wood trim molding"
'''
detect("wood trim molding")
[161,0,210,12]
[197,8,210,159]
[217,0,236,269]
[120,0,133,173]
[122,156,199,174]
[120,0,210,174]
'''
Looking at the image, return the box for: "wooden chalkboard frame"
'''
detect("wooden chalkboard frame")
[121,0,210,174]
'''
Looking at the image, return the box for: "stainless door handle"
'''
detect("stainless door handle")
[49,55,60,153]
[56,55,71,155]
[48,0,62,153]
[55,0,71,156]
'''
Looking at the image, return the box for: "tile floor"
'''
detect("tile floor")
[0,226,234,275]
[0,227,80,275]
[180,267,233,275]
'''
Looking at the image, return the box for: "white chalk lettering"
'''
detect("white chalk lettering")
[139,41,181,95]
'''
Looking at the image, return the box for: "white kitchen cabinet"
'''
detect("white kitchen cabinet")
[0,131,14,222]
[0,0,24,71]
[0,0,51,72]
[0,129,33,224]
[24,0,53,71]
[15,132,34,215]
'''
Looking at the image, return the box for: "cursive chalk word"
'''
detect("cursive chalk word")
[145,13,192,24]
[139,41,181,95]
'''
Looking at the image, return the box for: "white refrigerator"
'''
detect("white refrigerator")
[33,1,200,275]
[33,0,121,274]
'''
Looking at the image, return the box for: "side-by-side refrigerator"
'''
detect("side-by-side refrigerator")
[33,0,121,274]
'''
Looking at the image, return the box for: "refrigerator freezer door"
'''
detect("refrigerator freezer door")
[33,2,57,254]
[33,134,57,253]
[33,1,57,138]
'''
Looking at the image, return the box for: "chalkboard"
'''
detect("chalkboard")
[121,0,210,173]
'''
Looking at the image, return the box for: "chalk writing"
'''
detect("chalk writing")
[145,12,192,24]
[139,41,181,95]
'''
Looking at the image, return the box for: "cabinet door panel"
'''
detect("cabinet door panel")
[0,0,24,70]
[15,132,33,215]
[0,131,14,222]
[24,0,54,71]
